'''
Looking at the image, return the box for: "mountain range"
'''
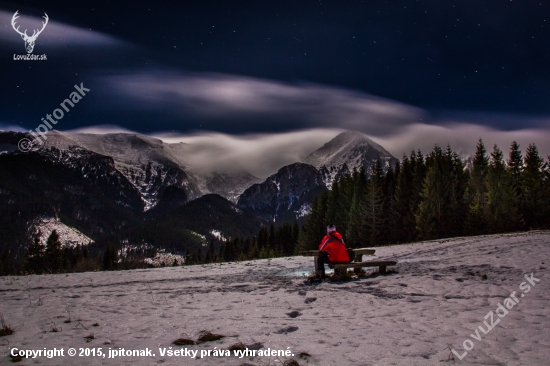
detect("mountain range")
[0,130,397,251]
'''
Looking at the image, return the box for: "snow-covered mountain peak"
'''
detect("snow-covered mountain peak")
[303,131,392,168]
[303,130,398,187]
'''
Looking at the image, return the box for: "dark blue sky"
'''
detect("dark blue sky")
[1,0,549,136]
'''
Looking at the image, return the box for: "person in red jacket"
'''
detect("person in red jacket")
[316,224,350,278]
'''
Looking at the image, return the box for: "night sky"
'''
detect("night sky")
[1,0,549,154]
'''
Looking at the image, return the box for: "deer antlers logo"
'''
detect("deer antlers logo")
[11,10,49,54]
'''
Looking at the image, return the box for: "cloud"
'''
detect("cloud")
[4,121,549,179]
[0,9,123,48]
[65,125,343,178]
[114,124,550,178]
[370,122,550,160]
[0,123,26,132]
[153,129,342,178]
[104,71,427,135]
[67,124,137,135]
[103,70,550,161]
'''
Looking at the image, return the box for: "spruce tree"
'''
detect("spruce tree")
[411,150,427,210]
[486,145,523,232]
[382,163,399,244]
[257,227,268,253]
[522,143,545,228]
[394,155,416,242]
[26,237,45,274]
[346,168,368,247]
[45,230,62,273]
[184,247,190,265]
[102,243,118,270]
[204,240,215,263]
[363,160,386,246]
[291,220,300,253]
[325,180,341,229]
[545,156,550,227]
[446,146,467,237]
[197,247,203,263]
[268,224,275,254]
[416,146,456,239]
[466,139,489,235]
[508,141,524,196]
[335,173,355,235]
[242,238,251,260]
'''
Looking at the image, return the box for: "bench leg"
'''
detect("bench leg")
[354,266,361,274]
[355,254,362,263]
[379,265,387,275]
[314,256,318,272]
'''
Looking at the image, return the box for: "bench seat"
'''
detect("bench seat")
[301,248,375,262]
[333,260,397,275]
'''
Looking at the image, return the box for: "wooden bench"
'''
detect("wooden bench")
[333,260,397,275]
[301,248,397,275]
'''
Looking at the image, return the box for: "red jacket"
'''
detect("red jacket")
[318,231,350,263]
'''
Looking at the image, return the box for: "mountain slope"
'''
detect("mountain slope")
[0,131,203,211]
[150,194,264,241]
[237,163,327,224]
[0,148,144,255]
[303,130,398,187]
[35,131,260,205]
[65,132,202,210]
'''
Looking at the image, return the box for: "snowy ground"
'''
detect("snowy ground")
[1,231,549,365]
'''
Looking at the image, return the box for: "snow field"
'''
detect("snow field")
[0,231,549,365]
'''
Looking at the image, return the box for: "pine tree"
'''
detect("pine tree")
[465,139,489,235]
[382,162,399,244]
[102,243,118,270]
[394,155,416,242]
[522,143,545,228]
[184,247,191,265]
[544,156,550,228]
[446,146,468,237]
[411,150,427,210]
[45,230,62,273]
[485,145,523,232]
[250,239,260,259]
[26,237,45,273]
[204,240,215,263]
[346,168,368,247]
[416,145,464,239]
[291,220,300,253]
[257,227,268,253]
[268,224,275,255]
[197,247,203,263]
[335,173,355,235]
[508,141,524,196]
[363,160,386,246]
[325,180,341,228]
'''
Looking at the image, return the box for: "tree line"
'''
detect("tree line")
[0,230,157,275]
[185,221,300,264]
[0,221,302,273]
[296,140,549,252]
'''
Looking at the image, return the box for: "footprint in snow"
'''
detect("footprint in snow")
[286,311,302,318]
[275,326,299,334]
